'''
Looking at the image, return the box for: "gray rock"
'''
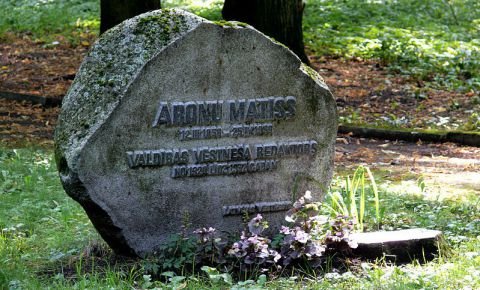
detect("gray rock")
[351,228,443,263]
[55,9,337,257]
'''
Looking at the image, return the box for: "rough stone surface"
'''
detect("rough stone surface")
[55,9,337,256]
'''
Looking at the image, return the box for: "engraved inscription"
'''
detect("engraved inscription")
[126,149,189,168]
[223,201,292,216]
[171,160,278,178]
[178,123,273,141]
[152,96,296,127]
[192,144,252,163]
[126,141,317,169]
[255,141,317,159]
[128,95,316,178]
[179,126,222,141]
[230,124,273,138]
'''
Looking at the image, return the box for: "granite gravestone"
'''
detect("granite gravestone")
[55,9,337,257]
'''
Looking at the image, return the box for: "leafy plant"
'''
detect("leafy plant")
[417,175,427,193]
[324,215,357,253]
[201,266,232,285]
[227,214,281,272]
[462,113,480,131]
[324,166,381,231]
[193,227,228,267]
[280,191,328,268]
[154,233,197,272]
[142,191,360,279]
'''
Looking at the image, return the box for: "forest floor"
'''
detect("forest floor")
[0,37,479,195]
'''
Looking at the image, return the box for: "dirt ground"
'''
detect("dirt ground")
[335,136,480,199]
[0,39,479,196]
[0,38,87,99]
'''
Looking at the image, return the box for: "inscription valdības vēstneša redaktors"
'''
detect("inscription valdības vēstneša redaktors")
[127,140,317,178]
[127,96,318,178]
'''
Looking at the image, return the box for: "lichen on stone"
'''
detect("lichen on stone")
[235,22,249,28]
[300,63,327,88]
[55,9,204,170]
[134,9,188,48]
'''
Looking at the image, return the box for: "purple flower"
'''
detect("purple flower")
[294,228,311,244]
[280,226,291,235]
[193,227,216,243]
[248,214,267,235]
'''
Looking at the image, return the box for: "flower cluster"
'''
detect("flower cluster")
[193,227,227,265]
[193,227,216,243]
[279,191,330,267]
[228,214,281,267]
[325,215,358,252]
[285,191,328,233]
[184,192,359,275]
[279,225,326,267]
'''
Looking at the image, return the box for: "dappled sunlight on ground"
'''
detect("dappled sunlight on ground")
[335,136,480,201]
[382,178,479,203]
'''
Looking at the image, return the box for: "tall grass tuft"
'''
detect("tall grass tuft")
[324,166,381,232]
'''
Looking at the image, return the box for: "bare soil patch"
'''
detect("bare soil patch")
[336,135,480,198]
[0,37,88,99]
[312,57,479,130]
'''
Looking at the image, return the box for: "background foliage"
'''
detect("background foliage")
[0,0,98,43]
[1,0,478,92]
[304,0,480,92]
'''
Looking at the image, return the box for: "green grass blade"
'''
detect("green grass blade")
[366,167,380,228]
[328,191,348,216]
[359,168,365,232]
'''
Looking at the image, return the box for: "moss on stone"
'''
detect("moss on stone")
[213,20,236,27]
[135,9,187,39]
[301,64,316,78]
[213,20,249,29]
[300,63,329,91]
[266,35,290,51]
[235,22,249,28]
[55,9,202,170]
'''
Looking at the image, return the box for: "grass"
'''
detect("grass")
[0,0,99,44]
[304,0,480,92]
[0,147,97,288]
[1,146,479,288]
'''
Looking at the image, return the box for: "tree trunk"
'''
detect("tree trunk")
[222,0,309,64]
[100,0,161,34]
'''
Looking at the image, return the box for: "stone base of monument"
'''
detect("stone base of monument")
[350,228,443,264]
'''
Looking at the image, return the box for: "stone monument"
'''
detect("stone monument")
[55,9,337,257]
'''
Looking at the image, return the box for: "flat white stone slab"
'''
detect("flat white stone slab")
[351,228,443,263]
[351,228,442,243]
